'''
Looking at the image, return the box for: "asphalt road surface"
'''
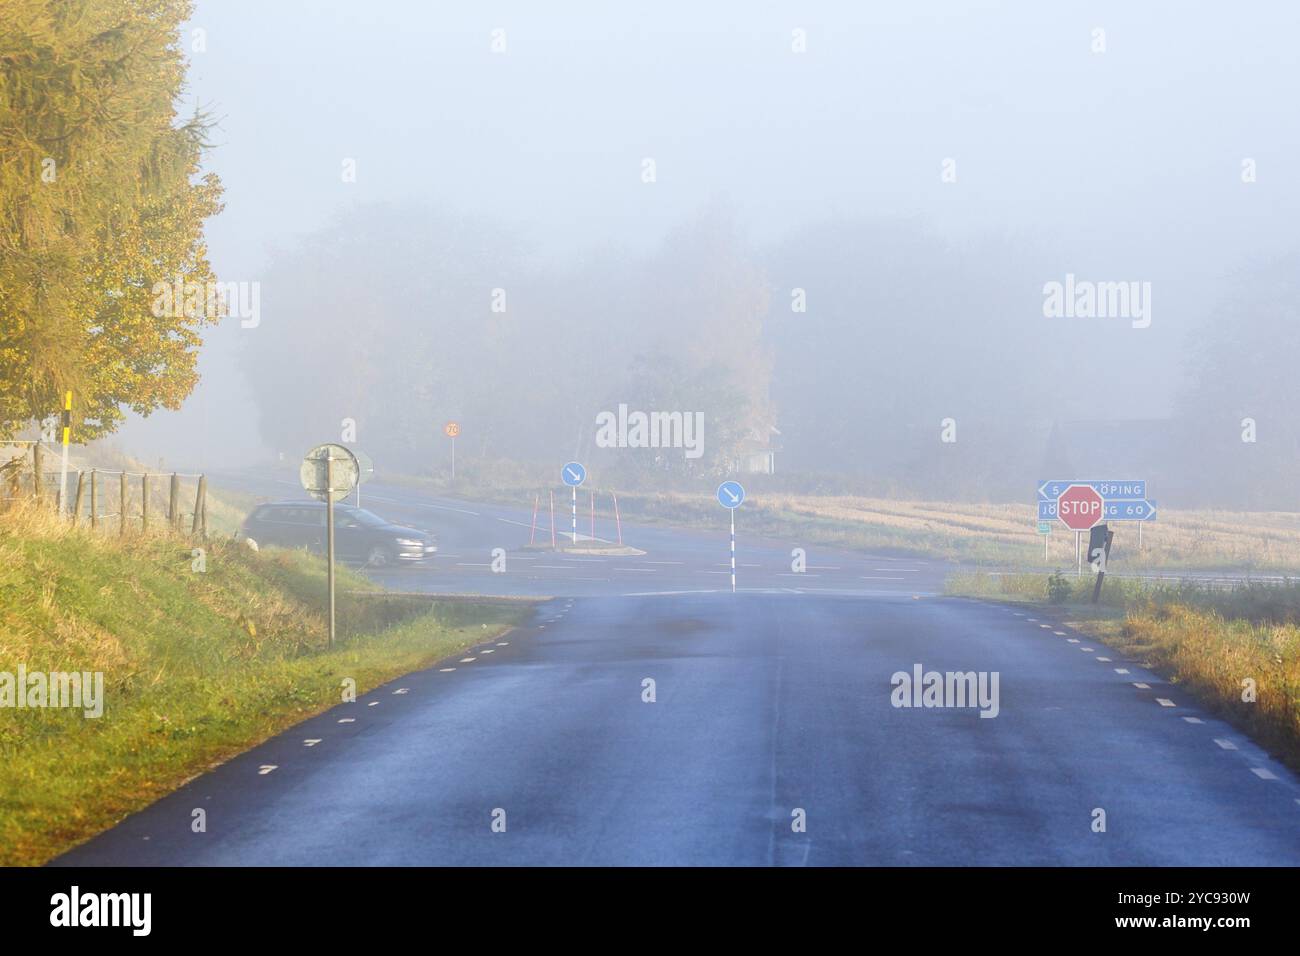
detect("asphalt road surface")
[206,472,955,598]
[55,475,1300,865]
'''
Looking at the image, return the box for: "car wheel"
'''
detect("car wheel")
[365,545,394,569]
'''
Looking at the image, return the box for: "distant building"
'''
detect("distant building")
[1040,418,1184,500]
[729,424,780,475]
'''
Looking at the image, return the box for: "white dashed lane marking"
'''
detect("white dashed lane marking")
[1251,768,1279,781]
[1133,682,1150,689]
[1156,698,1176,707]
[258,765,277,775]
[1215,739,1238,750]
[392,688,409,695]
[1183,717,1204,724]
[1114,668,1129,674]
[304,739,321,747]
[459,657,477,663]
[338,717,356,723]
[439,668,456,672]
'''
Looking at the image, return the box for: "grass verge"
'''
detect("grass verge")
[0,504,524,865]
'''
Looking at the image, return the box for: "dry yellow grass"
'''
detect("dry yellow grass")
[1111,606,1300,771]
[948,570,1300,771]
[754,494,1300,570]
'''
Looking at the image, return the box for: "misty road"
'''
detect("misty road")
[55,479,1300,867]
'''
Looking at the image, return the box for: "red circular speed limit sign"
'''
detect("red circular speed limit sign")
[444,422,460,438]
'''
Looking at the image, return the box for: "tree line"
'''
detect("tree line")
[0,0,222,442]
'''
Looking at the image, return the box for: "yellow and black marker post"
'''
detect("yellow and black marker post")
[57,391,71,515]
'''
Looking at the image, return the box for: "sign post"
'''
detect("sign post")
[444,422,460,479]
[1088,523,1115,602]
[58,391,71,515]
[1056,483,1104,576]
[350,447,374,507]
[562,462,586,545]
[1036,520,1051,561]
[301,444,360,647]
[717,480,745,594]
[1038,480,1155,548]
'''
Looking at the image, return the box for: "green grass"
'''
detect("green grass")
[947,570,1300,773]
[0,507,523,865]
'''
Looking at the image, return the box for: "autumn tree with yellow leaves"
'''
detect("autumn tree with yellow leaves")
[0,0,223,440]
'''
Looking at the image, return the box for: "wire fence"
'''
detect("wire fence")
[1,443,208,536]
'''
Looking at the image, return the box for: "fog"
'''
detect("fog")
[115,0,1300,506]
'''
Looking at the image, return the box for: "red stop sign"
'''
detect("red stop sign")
[1057,484,1104,531]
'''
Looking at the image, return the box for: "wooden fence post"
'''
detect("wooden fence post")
[191,476,207,535]
[141,473,149,532]
[167,472,178,528]
[71,471,85,526]
[120,472,128,535]
[33,444,43,502]
[90,469,98,529]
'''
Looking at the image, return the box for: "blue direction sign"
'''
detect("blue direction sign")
[1037,479,1146,502]
[561,461,586,487]
[717,480,745,509]
[1039,497,1156,521]
[1105,499,1157,521]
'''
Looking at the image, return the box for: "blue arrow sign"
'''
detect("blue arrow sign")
[717,480,745,509]
[1104,499,1157,521]
[1040,498,1156,521]
[1037,479,1146,501]
[561,461,586,487]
